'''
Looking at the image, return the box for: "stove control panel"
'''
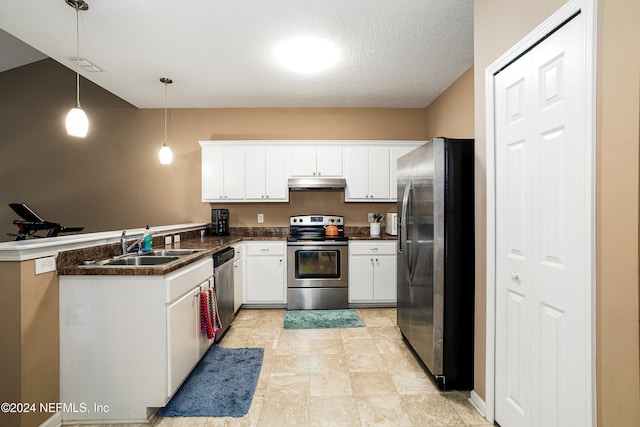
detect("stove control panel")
[290,215,344,226]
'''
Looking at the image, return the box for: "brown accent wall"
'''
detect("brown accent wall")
[475,0,640,426]
[0,59,429,240]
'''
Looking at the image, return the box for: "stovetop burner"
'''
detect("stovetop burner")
[288,214,347,242]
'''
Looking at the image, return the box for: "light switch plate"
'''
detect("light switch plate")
[164,236,172,246]
[35,256,56,275]
[258,214,264,223]
[173,234,180,243]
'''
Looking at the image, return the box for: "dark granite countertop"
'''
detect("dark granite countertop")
[57,226,395,276]
[346,226,398,241]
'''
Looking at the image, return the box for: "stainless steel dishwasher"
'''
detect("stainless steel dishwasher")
[213,247,235,341]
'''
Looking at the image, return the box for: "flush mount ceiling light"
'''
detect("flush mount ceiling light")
[158,77,173,165]
[65,0,89,138]
[274,37,340,73]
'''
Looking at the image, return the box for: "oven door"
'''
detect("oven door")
[287,242,348,288]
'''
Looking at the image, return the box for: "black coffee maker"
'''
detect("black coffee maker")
[210,208,230,236]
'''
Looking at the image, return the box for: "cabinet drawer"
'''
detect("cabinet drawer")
[165,257,214,303]
[349,241,397,256]
[245,242,285,256]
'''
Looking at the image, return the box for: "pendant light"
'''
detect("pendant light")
[65,0,89,137]
[159,77,174,165]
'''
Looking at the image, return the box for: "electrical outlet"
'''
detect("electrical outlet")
[35,256,56,275]
[164,236,172,246]
[258,214,264,223]
[173,234,180,243]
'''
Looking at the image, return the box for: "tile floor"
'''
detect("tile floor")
[149,308,490,427]
[80,309,484,427]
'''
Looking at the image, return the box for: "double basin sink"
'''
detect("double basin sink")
[93,249,204,267]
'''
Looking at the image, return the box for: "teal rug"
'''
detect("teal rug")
[159,346,263,418]
[283,309,365,329]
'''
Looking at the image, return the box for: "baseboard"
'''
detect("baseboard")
[39,411,61,427]
[469,390,487,418]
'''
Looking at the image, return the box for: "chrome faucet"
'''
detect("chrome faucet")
[118,229,153,258]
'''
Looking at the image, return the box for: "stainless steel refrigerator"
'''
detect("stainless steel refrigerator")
[396,137,474,390]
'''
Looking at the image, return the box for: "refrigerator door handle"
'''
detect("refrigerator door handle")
[400,180,413,276]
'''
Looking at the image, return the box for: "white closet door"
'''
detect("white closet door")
[495,13,589,427]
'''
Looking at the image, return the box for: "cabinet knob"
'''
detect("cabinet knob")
[510,272,519,280]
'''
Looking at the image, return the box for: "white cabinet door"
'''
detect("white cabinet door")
[245,149,266,200]
[349,255,375,301]
[264,147,288,200]
[344,146,390,201]
[316,146,342,176]
[167,286,200,396]
[368,147,390,200]
[373,255,396,301]
[222,146,245,200]
[290,146,342,177]
[202,145,224,201]
[344,147,370,200]
[244,242,286,304]
[290,147,318,176]
[202,145,245,201]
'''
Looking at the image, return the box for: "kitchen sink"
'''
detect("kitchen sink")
[98,256,180,266]
[141,249,204,257]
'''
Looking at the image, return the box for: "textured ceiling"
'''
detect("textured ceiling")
[0,1,473,108]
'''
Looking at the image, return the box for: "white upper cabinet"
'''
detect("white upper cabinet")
[200,141,422,203]
[390,145,417,200]
[344,146,390,201]
[201,144,245,201]
[245,147,288,201]
[290,146,343,177]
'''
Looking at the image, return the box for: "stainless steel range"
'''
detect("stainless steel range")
[287,215,349,310]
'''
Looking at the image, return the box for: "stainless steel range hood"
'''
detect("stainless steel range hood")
[288,177,347,191]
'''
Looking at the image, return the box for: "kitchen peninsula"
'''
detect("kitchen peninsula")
[0,222,396,425]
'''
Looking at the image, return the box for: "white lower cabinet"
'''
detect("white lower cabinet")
[349,241,397,304]
[244,241,286,305]
[167,286,201,396]
[59,257,214,424]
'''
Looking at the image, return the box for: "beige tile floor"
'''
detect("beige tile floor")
[148,308,491,427]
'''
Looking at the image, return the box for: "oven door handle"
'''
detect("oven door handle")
[287,241,348,247]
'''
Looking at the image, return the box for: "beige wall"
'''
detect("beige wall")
[424,67,475,140]
[474,0,640,426]
[473,0,569,404]
[0,263,21,427]
[0,261,59,427]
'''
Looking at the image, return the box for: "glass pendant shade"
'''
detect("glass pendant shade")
[159,144,173,164]
[66,106,89,137]
[66,1,89,138]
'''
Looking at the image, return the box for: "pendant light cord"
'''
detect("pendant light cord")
[74,5,81,108]
[163,81,168,146]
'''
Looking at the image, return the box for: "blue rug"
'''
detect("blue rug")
[159,346,263,418]
[283,309,365,329]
